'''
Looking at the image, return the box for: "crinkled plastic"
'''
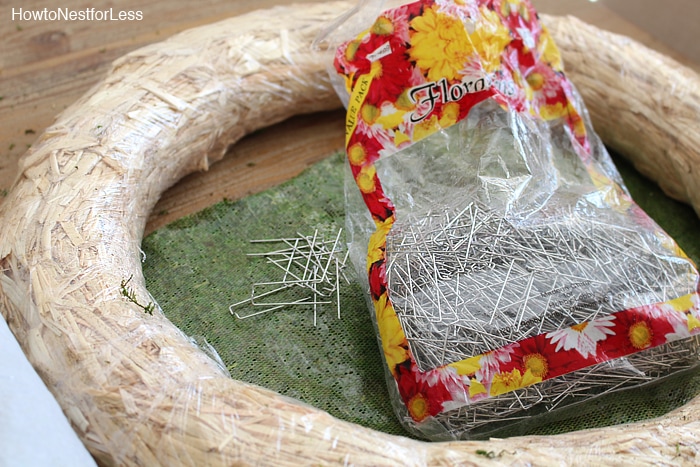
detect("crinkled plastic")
[327,0,700,440]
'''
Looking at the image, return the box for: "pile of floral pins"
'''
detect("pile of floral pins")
[386,199,694,370]
[229,229,350,325]
[385,199,699,438]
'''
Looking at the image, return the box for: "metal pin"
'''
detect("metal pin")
[230,229,349,324]
[230,297,312,319]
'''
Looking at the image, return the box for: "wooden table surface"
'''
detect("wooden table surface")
[1,0,699,234]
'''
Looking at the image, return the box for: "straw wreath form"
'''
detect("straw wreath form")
[0,2,699,465]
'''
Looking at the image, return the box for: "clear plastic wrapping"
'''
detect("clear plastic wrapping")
[327,0,700,440]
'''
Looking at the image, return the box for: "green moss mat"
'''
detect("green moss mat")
[142,150,700,439]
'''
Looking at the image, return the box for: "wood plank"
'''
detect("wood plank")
[0,0,332,202]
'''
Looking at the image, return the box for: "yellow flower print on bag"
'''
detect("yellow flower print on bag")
[489,368,542,397]
[409,5,472,81]
[374,293,409,374]
[409,4,509,81]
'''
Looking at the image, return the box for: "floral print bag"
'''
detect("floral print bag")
[326,0,700,440]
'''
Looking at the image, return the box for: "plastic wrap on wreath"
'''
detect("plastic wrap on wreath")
[326,0,700,440]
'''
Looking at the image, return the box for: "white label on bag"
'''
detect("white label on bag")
[367,42,392,62]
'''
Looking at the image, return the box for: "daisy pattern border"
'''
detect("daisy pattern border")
[394,292,700,421]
